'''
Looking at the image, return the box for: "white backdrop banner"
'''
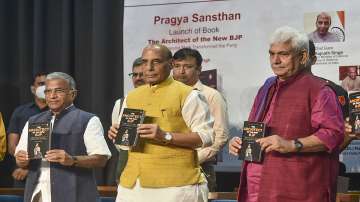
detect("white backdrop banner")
[123,0,360,172]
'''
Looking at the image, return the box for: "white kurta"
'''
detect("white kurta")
[15,113,111,202]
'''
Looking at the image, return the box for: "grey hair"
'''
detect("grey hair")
[270,26,309,54]
[132,57,143,69]
[46,72,76,90]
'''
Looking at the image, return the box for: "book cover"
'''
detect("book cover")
[238,121,266,162]
[28,122,50,159]
[116,108,145,147]
[199,69,217,89]
[349,92,360,134]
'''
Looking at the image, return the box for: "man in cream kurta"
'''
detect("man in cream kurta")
[172,48,229,191]
[108,44,214,202]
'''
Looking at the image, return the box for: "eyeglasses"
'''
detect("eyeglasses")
[44,88,71,95]
[128,72,143,78]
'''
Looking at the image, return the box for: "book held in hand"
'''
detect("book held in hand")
[349,92,360,134]
[28,122,50,159]
[238,121,266,163]
[116,108,145,147]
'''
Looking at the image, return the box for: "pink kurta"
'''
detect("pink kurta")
[238,72,344,202]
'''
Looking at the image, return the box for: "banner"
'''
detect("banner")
[123,0,360,172]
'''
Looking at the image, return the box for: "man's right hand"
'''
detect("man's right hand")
[15,150,29,168]
[12,168,29,181]
[229,137,242,156]
[108,124,119,142]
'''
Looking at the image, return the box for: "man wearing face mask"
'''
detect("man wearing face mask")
[7,72,48,187]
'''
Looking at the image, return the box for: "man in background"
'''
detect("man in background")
[308,12,340,43]
[7,72,47,186]
[106,57,145,185]
[341,66,360,92]
[111,57,145,122]
[172,48,229,191]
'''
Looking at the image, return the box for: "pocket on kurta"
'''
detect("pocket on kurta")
[159,107,186,132]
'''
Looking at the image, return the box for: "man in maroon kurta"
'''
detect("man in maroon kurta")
[229,26,344,202]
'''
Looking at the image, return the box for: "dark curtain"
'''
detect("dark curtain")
[0,0,124,185]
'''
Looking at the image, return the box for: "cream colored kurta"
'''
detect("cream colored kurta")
[194,81,229,164]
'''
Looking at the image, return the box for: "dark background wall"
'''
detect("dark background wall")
[0,0,124,131]
[0,0,125,186]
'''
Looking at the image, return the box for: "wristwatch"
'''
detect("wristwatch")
[294,139,303,152]
[163,132,173,144]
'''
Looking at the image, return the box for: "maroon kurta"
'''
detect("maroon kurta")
[238,71,344,202]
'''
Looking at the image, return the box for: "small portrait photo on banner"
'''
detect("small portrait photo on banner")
[339,65,360,92]
[304,11,345,43]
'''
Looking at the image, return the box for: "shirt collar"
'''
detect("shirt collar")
[193,80,203,91]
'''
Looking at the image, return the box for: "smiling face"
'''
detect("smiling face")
[141,46,171,85]
[269,42,306,80]
[44,79,76,114]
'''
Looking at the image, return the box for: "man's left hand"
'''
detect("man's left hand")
[137,124,165,142]
[45,149,74,166]
[257,135,295,153]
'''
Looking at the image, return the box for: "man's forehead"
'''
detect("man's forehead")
[318,15,330,21]
[133,66,143,72]
[35,75,46,81]
[174,57,196,63]
[45,79,68,87]
[141,50,165,60]
[349,68,357,72]
[269,42,293,52]
[143,44,172,60]
[142,47,164,57]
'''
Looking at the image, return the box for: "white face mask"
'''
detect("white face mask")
[35,85,46,99]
